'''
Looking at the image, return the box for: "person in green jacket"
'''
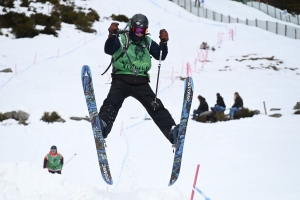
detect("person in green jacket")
[98,14,180,145]
[43,145,63,174]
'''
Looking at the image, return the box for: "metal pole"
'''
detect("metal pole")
[256,18,257,27]
[276,22,278,34]
[65,153,76,165]
[263,102,267,115]
[152,43,163,110]
[285,24,287,36]
[280,11,282,20]
[267,2,269,15]
[266,21,268,31]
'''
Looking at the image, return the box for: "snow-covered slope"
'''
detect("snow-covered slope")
[1,0,300,199]
[203,0,299,27]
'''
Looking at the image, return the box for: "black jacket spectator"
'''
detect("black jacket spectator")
[232,96,243,108]
[216,96,226,108]
[198,97,209,111]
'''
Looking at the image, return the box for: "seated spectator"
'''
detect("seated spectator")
[229,92,243,118]
[193,95,208,120]
[211,93,226,113]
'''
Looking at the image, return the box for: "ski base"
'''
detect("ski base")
[81,65,113,185]
[169,77,194,186]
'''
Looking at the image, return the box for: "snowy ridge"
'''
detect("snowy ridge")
[1,0,300,199]
[0,162,185,200]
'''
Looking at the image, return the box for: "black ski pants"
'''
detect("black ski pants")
[99,79,176,141]
[48,170,61,174]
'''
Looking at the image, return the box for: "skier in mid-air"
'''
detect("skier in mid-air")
[98,14,179,145]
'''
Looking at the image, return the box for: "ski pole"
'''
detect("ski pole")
[64,153,76,166]
[151,42,163,110]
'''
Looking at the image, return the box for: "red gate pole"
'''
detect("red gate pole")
[190,164,200,200]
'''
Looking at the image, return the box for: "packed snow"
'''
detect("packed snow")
[1,0,300,199]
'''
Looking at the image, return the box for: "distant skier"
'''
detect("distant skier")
[229,92,243,119]
[98,14,180,145]
[192,95,208,120]
[43,145,64,174]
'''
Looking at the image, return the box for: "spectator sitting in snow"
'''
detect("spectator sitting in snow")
[211,93,226,113]
[43,145,63,174]
[193,95,208,120]
[229,92,243,119]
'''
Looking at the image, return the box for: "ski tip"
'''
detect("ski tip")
[106,180,113,185]
[81,65,90,71]
[187,76,194,85]
[101,173,113,185]
[168,179,177,186]
[81,65,92,79]
[102,177,113,185]
[184,76,194,91]
[168,174,179,186]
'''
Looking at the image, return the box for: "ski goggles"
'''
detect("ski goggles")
[51,149,57,153]
[132,26,148,34]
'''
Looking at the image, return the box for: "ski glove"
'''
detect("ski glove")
[159,29,169,43]
[108,22,119,38]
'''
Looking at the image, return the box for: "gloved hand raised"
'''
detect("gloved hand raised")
[159,29,169,43]
[108,22,119,38]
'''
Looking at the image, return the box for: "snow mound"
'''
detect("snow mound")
[0,162,186,200]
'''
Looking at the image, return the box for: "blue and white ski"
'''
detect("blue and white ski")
[169,77,194,186]
[81,65,113,185]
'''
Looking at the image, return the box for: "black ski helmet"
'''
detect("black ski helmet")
[130,14,148,28]
[50,145,57,150]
